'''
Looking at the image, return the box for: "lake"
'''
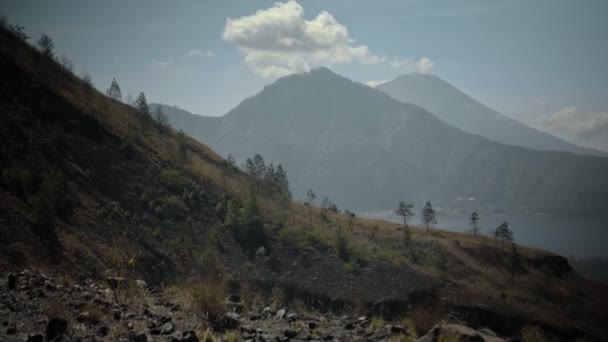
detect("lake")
[360,210,608,259]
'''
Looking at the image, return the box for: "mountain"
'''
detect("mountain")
[376,73,605,157]
[154,68,608,217]
[2,24,607,341]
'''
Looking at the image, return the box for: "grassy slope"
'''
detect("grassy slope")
[0,26,606,339]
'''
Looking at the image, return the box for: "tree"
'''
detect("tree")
[395,201,414,228]
[176,130,187,160]
[135,92,149,133]
[154,106,170,137]
[509,243,521,284]
[106,78,122,101]
[243,189,258,224]
[245,154,266,193]
[59,53,73,86]
[470,211,480,236]
[275,164,291,199]
[496,221,513,252]
[421,200,436,233]
[306,188,316,225]
[37,34,54,60]
[82,72,94,104]
[125,93,135,129]
[226,154,236,168]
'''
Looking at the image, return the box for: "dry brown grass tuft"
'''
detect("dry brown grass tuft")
[404,303,445,337]
[185,278,228,324]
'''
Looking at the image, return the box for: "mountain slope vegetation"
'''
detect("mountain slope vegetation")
[377,73,605,157]
[154,68,608,217]
[1,25,607,341]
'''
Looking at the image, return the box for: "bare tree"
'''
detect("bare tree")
[154,106,170,137]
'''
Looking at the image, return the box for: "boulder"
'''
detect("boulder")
[417,324,506,342]
[276,308,286,320]
[46,318,68,340]
[284,329,299,339]
[7,273,16,290]
[161,322,175,335]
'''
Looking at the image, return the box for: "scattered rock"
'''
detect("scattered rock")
[161,322,175,335]
[255,246,267,258]
[7,273,16,290]
[106,276,126,290]
[6,322,16,334]
[390,324,405,334]
[222,312,240,330]
[129,331,148,342]
[276,308,286,320]
[98,325,110,337]
[284,329,299,339]
[136,279,147,288]
[26,334,44,342]
[46,318,68,340]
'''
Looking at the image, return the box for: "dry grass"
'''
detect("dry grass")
[520,325,546,342]
[183,278,228,325]
[404,303,445,337]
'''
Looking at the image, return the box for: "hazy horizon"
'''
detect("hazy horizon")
[1,0,607,152]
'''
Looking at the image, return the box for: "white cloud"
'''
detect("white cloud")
[539,107,608,152]
[157,57,173,68]
[187,49,215,59]
[365,80,389,87]
[389,56,434,74]
[223,1,431,78]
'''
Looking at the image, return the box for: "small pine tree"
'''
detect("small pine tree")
[395,201,414,228]
[135,92,149,133]
[306,188,316,225]
[106,78,122,101]
[421,200,436,233]
[470,211,480,236]
[496,221,513,252]
[37,34,54,60]
[509,243,521,284]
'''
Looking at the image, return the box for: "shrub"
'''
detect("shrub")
[160,169,192,192]
[335,227,351,262]
[521,325,546,342]
[404,303,445,337]
[161,195,188,219]
[186,278,227,325]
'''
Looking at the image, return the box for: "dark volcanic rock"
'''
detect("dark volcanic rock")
[284,329,299,339]
[129,331,149,342]
[7,273,16,290]
[46,318,68,340]
[161,322,175,334]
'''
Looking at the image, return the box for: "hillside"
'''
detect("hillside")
[1,25,607,341]
[153,68,608,217]
[377,73,605,157]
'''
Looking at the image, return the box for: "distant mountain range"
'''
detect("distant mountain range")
[377,73,605,157]
[153,68,608,216]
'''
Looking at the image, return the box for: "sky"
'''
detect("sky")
[1,0,607,151]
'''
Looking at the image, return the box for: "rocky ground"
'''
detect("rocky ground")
[0,270,507,342]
